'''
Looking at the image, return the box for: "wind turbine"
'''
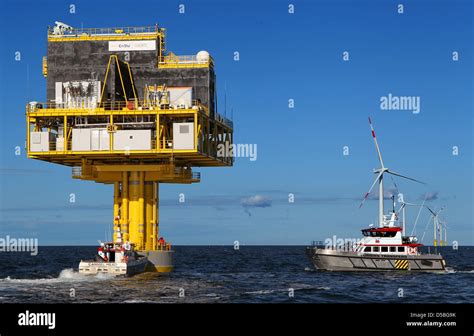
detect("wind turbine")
[396,200,424,236]
[391,178,426,237]
[359,117,425,227]
[426,206,445,248]
[442,219,447,246]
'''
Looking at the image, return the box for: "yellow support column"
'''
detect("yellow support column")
[138,171,145,250]
[156,113,160,150]
[145,181,154,250]
[122,172,129,242]
[113,181,120,242]
[194,111,198,150]
[26,114,30,154]
[63,116,67,152]
[154,182,160,249]
[129,171,140,246]
[153,182,159,250]
[109,114,114,152]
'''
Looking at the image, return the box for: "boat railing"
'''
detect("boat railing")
[311,240,324,247]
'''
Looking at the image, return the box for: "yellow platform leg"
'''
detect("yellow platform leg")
[154,182,159,246]
[113,181,120,242]
[145,181,154,250]
[129,171,140,247]
[121,172,129,242]
[138,171,145,250]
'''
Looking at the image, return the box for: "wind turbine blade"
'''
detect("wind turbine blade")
[387,170,426,185]
[425,206,436,217]
[390,175,400,196]
[405,202,422,206]
[358,171,383,209]
[410,198,426,236]
[368,117,385,168]
[396,202,407,215]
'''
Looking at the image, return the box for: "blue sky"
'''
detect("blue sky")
[0,0,472,245]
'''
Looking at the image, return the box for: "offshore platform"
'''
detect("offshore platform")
[26,22,233,272]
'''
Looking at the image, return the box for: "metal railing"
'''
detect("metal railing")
[215,112,233,128]
[158,54,214,67]
[72,166,82,177]
[26,99,209,113]
[311,240,325,247]
[156,243,172,251]
[42,56,48,77]
[48,26,159,38]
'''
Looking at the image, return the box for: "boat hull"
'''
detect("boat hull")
[78,258,148,276]
[306,247,446,272]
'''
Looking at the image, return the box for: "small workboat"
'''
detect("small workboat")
[79,241,148,276]
[306,118,447,272]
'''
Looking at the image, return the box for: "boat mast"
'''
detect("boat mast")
[402,204,406,236]
[379,173,384,227]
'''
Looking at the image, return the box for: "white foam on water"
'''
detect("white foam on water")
[317,286,331,290]
[245,289,274,295]
[1,268,115,284]
[291,284,331,291]
[123,299,151,303]
[203,293,219,297]
[449,270,474,274]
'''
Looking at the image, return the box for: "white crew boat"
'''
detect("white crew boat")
[79,241,148,276]
[79,229,148,276]
[306,118,447,272]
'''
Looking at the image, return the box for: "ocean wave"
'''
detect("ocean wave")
[292,285,331,291]
[1,268,115,284]
[244,289,275,295]
[122,299,154,303]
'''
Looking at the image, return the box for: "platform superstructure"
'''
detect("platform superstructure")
[26,22,233,272]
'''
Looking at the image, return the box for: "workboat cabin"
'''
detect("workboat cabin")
[356,223,421,256]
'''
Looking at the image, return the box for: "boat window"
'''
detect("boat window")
[373,246,379,252]
[390,247,396,252]
[380,231,397,237]
[381,246,388,252]
[364,246,371,252]
[364,231,398,237]
[398,246,405,252]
